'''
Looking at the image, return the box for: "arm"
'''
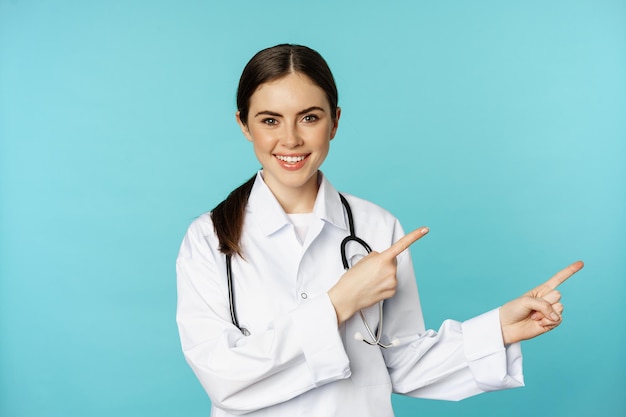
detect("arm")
[325,219,522,399]
[381,223,583,400]
[176,217,350,414]
[382,238,525,400]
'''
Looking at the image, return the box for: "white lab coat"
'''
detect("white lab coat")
[176,171,524,417]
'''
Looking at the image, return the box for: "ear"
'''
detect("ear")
[329,107,341,140]
[236,111,253,142]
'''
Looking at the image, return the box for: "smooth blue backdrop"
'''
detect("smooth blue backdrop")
[1,1,624,416]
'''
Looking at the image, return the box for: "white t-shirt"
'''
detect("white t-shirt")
[287,212,315,244]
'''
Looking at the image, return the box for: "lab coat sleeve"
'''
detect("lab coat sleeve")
[176,217,350,415]
[382,221,524,400]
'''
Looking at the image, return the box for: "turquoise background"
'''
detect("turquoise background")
[1,1,624,416]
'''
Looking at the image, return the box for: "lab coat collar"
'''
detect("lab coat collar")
[247,171,348,236]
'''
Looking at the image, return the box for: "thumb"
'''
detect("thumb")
[529,290,561,320]
[522,296,561,322]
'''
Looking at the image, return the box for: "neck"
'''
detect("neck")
[265,172,319,214]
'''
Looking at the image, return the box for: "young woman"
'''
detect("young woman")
[176,44,583,417]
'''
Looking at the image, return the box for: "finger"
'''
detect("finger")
[522,296,561,322]
[540,321,561,332]
[382,227,429,259]
[539,316,563,328]
[531,300,563,320]
[533,260,584,296]
[542,289,561,305]
[553,302,564,315]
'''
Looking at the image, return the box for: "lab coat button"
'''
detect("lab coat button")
[300,292,308,299]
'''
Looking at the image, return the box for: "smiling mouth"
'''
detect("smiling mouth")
[275,155,307,164]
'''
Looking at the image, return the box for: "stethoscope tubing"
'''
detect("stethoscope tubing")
[226,193,393,347]
[339,194,394,349]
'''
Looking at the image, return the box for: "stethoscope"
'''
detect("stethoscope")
[225,193,397,348]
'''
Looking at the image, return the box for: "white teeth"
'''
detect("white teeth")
[276,155,305,163]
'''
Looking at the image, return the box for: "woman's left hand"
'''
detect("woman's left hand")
[499,261,584,345]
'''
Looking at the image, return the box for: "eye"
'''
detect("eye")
[302,114,319,123]
[262,118,278,126]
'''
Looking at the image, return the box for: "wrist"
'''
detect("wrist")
[327,288,354,326]
[499,307,514,345]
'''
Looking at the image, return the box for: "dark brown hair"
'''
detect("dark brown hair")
[211,44,339,257]
[237,44,338,125]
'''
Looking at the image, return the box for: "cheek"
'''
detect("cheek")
[322,139,330,154]
[249,131,278,164]
[247,127,272,148]
[314,139,331,162]
[251,139,271,158]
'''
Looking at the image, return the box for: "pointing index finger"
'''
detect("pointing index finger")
[534,260,584,296]
[382,227,429,259]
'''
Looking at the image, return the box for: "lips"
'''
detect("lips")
[275,154,306,163]
[274,154,309,170]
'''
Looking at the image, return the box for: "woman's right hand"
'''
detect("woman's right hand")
[328,227,429,325]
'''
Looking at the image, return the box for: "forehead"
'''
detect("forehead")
[249,72,329,110]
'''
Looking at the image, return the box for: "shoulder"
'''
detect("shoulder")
[339,192,399,223]
[185,211,216,237]
[178,212,221,258]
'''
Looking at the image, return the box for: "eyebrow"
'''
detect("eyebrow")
[254,106,326,118]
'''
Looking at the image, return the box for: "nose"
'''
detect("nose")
[281,123,303,148]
